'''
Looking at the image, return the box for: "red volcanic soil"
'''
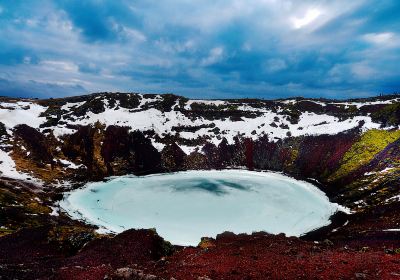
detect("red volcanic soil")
[1,227,400,279]
[151,232,400,280]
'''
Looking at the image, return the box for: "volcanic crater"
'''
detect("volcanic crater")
[1,93,400,279]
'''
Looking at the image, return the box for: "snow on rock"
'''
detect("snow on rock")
[332,98,400,109]
[0,96,393,148]
[49,99,386,148]
[60,101,87,111]
[1,96,397,142]
[384,194,400,203]
[279,98,400,109]
[184,99,227,110]
[365,167,395,176]
[382,228,400,232]
[150,140,166,152]
[138,94,162,109]
[291,114,381,137]
[0,101,46,131]
[179,145,199,155]
[49,206,59,216]
[58,159,85,169]
[0,149,31,180]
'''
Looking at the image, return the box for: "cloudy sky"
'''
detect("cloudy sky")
[0,0,399,99]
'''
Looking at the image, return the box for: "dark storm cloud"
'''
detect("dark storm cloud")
[0,0,399,99]
[0,78,87,98]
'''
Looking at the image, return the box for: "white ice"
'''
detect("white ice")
[60,170,340,246]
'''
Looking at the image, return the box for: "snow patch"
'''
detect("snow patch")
[59,159,84,169]
[0,101,46,130]
[49,206,59,216]
[0,149,31,180]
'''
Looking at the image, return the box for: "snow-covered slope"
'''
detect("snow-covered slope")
[1,94,398,154]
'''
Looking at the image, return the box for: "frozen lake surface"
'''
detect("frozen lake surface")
[60,170,340,246]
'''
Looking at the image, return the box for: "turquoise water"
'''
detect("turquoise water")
[60,170,340,246]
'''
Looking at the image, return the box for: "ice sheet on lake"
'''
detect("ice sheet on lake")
[60,170,340,246]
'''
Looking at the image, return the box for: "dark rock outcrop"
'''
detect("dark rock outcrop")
[161,142,186,171]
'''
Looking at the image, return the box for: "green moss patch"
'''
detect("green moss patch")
[330,129,400,181]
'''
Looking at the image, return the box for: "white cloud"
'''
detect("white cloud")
[364,32,393,44]
[23,56,31,64]
[351,62,375,79]
[291,8,322,29]
[242,42,252,51]
[40,60,79,73]
[201,47,224,66]
[155,39,196,54]
[123,27,147,42]
[326,64,346,84]
[265,58,287,72]
[25,18,39,27]
[363,32,400,49]
[111,21,147,42]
